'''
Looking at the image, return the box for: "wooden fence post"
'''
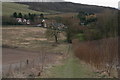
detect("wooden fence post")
[117,37,120,78]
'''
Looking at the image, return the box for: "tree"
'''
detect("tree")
[18,13,23,18]
[46,21,60,43]
[78,11,97,25]
[28,13,36,21]
[78,11,86,25]
[46,29,60,43]
[61,17,80,43]
[95,10,118,38]
[40,13,44,19]
[83,10,118,40]
[2,16,20,25]
[24,14,28,20]
[13,12,17,18]
[28,13,31,18]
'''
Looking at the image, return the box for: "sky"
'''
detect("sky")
[65,0,119,8]
[1,0,119,8]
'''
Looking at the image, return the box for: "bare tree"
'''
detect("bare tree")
[46,20,61,43]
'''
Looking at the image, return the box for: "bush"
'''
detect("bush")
[82,10,118,41]
[75,33,86,41]
[95,10,118,38]
[72,37,118,77]
[2,16,21,25]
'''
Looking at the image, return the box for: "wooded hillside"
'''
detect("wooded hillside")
[18,2,117,13]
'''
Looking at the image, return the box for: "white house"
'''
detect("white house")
[16,18,30,25]
[26,20,30,25]
[42,19,45,23]
[23,19,27,23]
[16,18,22,23]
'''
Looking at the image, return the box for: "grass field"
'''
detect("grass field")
[2,26,66,52]
[2,26,107,78]
[2,26,71,78]
[46,13,78,18]
[2,2,48,16]
[42,46,105,78]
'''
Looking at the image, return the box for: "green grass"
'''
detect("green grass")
[43,48,99,78]
[2,2,48,16]
[75,33,86,41]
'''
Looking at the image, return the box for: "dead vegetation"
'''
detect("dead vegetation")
[72,37,118,78]
[2,26,69,78]
[2,26,66,51]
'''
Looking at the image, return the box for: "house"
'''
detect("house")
[23,19,27,23]
[26,20,30,25]
[41,19,47,27]
[51,23,66,30]
[16,18,22,23]
[16,18,31,25]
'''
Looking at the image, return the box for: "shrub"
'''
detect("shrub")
[72,37,118,77]
[2,16,21,25]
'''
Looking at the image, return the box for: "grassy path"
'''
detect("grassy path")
[44,46,99,78]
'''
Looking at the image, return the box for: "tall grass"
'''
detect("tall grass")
[72,37,118,77]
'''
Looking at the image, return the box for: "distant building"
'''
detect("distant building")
[23,19,27,23]
[26,20,30,25]
[51,22,66,30]
[16,18,30,25]
[16,18,22,23]
[41,19,47,27]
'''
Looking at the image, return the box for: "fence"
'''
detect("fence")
[2,44,70,78]
[72,37,119,77]
[3,52,49,78]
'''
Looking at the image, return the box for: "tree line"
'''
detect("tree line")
[77,10,118,41]
[48,9,118,43]
[12,12,44,21]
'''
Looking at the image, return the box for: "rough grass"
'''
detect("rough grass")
[2,26,66,52]
[2,2,48,16]
[72,38,118,77]
[43,47,101,78]
[2,26,110,78]
[46,13,77,18]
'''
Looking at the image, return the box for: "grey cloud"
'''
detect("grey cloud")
[1,0,65,2]
[118,1,120,10]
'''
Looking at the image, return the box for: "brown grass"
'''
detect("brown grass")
[46,13,78,18]
[72,37,118,77]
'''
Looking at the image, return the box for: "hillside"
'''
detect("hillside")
[2,2,48,16]
[19,2,117,13]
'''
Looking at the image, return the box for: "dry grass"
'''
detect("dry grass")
[72,37,118,77]
[2,26,45,49]
[2,26,69,78]
[46,13,78,18]
[2,26,66,51]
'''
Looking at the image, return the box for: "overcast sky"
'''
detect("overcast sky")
[65,0,119,8]
[1,0,119,8]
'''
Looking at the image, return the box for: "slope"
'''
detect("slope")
[2,2,47,16]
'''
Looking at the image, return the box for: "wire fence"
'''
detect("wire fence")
[2,44,70,78]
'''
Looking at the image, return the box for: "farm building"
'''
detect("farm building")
[16,18,30,25]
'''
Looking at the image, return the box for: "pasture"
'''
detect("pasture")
[2,26,69,78]
[2,2,48,16]
[2,26,66,51]
[2,26,103,78]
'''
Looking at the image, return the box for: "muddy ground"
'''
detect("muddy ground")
[2,47,64,78]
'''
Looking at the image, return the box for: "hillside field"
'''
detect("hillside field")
[2,2,48,16]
